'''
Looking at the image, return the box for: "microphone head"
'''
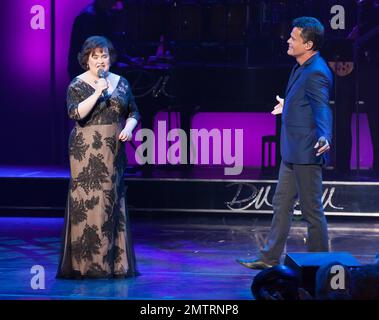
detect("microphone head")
[318,137,326,147]
[97,68,106,78]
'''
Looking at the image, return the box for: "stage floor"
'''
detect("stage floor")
[0,164,378,181]
[0,214,378,300]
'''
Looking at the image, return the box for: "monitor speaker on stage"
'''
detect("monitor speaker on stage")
[284,252,361,296]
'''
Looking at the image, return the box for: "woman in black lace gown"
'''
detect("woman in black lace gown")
[57,36,140,279]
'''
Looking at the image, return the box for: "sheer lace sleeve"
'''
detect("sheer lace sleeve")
[127,89,141,122]
[67,84,81,120]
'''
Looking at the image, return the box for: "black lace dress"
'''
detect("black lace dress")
[56,76,140,279]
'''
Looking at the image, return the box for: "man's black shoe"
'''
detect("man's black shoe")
[236,258,273,270]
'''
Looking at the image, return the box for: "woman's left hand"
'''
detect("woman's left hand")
[119,128,132,142]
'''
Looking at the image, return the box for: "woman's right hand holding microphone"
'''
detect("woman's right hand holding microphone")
[94,78,109,98]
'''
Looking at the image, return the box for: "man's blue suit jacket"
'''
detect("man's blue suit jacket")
[281,52,333,165]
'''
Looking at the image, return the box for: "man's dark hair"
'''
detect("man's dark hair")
[78,35,117,70]
[292,17,325,51]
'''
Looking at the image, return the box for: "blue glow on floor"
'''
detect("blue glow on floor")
[1,216,378,300]
[0,217,258,300]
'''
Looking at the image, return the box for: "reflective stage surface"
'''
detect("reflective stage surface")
[0,214,378,300]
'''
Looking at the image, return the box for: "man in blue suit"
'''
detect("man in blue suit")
[238,17,333,269]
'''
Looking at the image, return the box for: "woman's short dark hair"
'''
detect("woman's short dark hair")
[292,17,325,51]
[77,35,117,70]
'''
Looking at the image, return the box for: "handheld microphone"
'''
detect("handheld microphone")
[97,68,108,98]
[318,137,326,147]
